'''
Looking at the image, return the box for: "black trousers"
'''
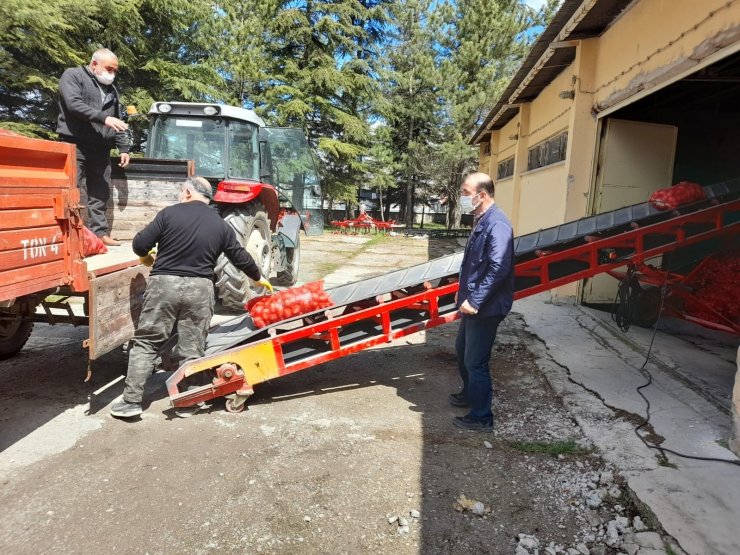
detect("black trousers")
[74,144,112,237]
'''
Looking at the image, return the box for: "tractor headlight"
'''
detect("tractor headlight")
[203,106,219,116]
[157,103,172,114]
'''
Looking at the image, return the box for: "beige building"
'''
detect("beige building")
[471,0,740,303]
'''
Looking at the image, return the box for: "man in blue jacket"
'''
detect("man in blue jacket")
[452,172,515,431]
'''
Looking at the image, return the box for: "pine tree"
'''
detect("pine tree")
[0,0,225,138]
[432,0,550,227]
[0,0,101,137]
[380,0,442,228]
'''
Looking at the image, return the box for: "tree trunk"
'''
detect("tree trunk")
[405,134,415,228]
[378,185,385,221]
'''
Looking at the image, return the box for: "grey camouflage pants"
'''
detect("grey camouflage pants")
[123,275,214,404]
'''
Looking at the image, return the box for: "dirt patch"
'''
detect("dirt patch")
[0,235,661,554]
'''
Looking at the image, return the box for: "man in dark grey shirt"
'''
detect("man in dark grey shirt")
[57,48,130,246]
[110,177,272,419]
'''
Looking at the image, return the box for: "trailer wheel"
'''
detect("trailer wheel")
[275,233,301,286]
[215,203,273,310]
[0,317,33,360]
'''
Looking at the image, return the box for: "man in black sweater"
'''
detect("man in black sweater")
[57,48,130,246]
[110,177,272,418]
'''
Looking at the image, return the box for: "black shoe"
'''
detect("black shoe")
[453,415,493,432]
[110,399,143,419]
[449,391,468,407]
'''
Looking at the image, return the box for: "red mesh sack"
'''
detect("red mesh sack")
[82,226,108,257]
[648,181,705,210]
[684,249,740,326]
[245,280,334,329]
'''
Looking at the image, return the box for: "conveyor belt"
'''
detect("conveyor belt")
[170,181,740,409]
[204,179,740,356]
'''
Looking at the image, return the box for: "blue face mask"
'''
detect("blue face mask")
[459,193,479,213]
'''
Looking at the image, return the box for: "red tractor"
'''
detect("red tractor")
[145,102,323,309]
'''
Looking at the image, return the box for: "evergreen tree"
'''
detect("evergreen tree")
[0,0,224,139]
[380,0,442,228]
[432,0,553,227]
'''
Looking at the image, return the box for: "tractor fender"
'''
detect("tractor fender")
[214,181,280,231]
[277,214,302,248]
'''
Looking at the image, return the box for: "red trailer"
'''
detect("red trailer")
[0,132,174,365]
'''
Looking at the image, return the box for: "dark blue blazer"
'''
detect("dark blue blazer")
[457,205,515,318]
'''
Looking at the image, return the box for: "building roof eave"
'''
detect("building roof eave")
[470,0,635,145]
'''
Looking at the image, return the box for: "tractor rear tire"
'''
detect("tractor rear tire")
[0,317,33,360]
[275,233,301,286]
[214,203,273,311]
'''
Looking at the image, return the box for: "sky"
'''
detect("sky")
[524,0,550,9]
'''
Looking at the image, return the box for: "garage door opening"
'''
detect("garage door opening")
[582,51,740,316]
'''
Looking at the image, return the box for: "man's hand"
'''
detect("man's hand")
[256,277,273,293]
[119,153,130,167]
[459,300,478,315]
[104,116,128,132]
[139,247,157,267]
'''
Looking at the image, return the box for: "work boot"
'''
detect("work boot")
[101,235,122,246]
[453,415,493,432]
[449,391,468,407]
[110,399,143,419]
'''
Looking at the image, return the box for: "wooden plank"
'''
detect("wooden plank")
[83,245,139,273]
[88,265,150,359]
[0,208,58,230]
[0,137,74,188]
[0,226,63,253]
[0,243,64,271]
[0,260,65,297]
[0,194,57,210]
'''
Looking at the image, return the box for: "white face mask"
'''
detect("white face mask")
[459,193,480,213]
[96,71,116,86]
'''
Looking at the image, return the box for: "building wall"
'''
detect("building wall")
[489,116,520,221]
[478,0,740,301]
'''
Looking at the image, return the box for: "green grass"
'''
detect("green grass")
[413,221,447,230]
[665,545,677,555]
[506,439,591,457]
[716,438,730,450]
[315,261,342,277]
[360,233,392,250]
[657,454,677,469]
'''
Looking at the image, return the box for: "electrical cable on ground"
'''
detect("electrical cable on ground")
[611,271,740,467]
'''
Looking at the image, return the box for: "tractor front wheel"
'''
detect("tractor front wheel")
[275,233,301,286]
[214,203,273,310]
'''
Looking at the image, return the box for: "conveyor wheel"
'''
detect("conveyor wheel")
[224,394,249,413]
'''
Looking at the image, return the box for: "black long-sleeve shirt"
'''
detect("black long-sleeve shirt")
[132,201,261,281]
[56,66,129,152]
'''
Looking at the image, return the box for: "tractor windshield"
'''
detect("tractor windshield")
[260,127,323,235]
[147,116,259,181]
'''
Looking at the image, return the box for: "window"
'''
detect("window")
[497,156,515,180]
[527,130,568,171]
[483,142,491,156]
[228,120,259,180]
[149,116,226,178]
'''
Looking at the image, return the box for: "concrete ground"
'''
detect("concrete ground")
[518,294,740,554]
[1,231,738,554]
